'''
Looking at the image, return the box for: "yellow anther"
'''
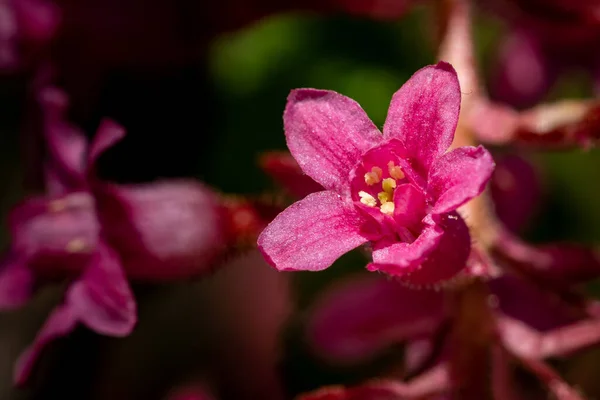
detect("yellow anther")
[380,201,395,215]
[373,166,383,179]
[364,166,383,186]
[378,191,391,204]
[49,200,67,213]
[388,161,405,180]
[66,238,88,253]
[359,191,377,207]
[364,174,378,185]
[382,178,397,194]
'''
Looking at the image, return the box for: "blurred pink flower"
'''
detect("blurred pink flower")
[0,87,230,385]
[489,154,540,233]
[0,0,59,69]
[303,270,597,398]
[258,63,494,286]
[306,275,446,364]
[468,98,600,149]
[486,0,600,107]
[492,229,600,286]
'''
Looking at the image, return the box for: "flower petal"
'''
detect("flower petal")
[259,151,324,198]
[258,191,367,272]
[491,31,554,109]
[39,87,88,188]
[468,100,520,145]
[14,304,78,386]
[498,315,600,360]
[87,118,126,173]
[393,183,427,229]
[428,146,495,215]
[284,89,383,194]
[14,0,60,42]
[66,243,136,336]
[518,357,585,400]
[370,213,470,286]
[367,216,443,277]
[44,163,71,195]
[489,275,580,332]
[470,99,600,148]
[405,337,437,375]
[95,180,229,280]
[0,254,34,309]
[400,212,471,286]
[0,0,59,69]
[306,275,445,364]
[493,231,600,285]
[0,0,19,68]
[383,62,460,175]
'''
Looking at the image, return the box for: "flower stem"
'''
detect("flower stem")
[435,2,498,398]
[436,0,500,248]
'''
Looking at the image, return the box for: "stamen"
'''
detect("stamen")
[66,238,88,253]
[49,200,66,213]
[388,161,405,180]
[359,191,377,207]
[380,201,395,215]
[364,166,383,185]
[382,178,397,194]
[378,191,391,204]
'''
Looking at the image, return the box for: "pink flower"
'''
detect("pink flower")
[485,1,600,108]
[258,63,494,285]
[0,0,59,69]
[0,87,230,385]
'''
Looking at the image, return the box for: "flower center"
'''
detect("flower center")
[358,161,405,215]
[45,194,97,255]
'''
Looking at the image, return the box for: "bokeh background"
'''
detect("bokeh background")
[0,3,600,399]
